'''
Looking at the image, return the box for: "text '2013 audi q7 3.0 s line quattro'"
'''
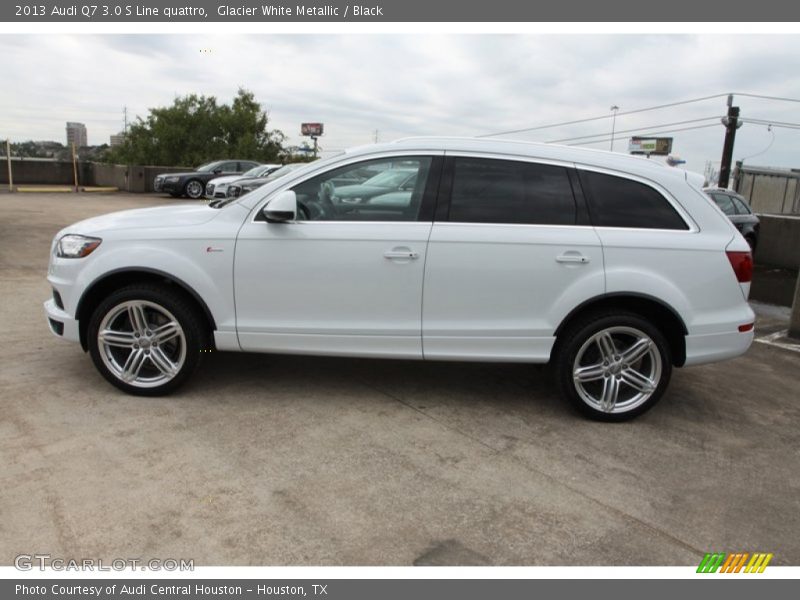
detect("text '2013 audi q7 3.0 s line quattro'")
[44,138,755,421]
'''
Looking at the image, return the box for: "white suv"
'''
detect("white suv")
[44,138,755,421]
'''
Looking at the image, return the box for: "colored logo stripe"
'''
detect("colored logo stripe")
[697,552,773,573]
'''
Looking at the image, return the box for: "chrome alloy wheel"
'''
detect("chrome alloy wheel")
[572,326,662,414]
[97,300,187,388]
[185,180,204,198]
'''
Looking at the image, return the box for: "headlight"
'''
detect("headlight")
[164,176,180,183]
[56,235,102,258]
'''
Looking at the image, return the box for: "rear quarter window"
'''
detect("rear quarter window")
[579,170,689,230]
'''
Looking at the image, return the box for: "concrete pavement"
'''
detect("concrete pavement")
[1,193,798,566]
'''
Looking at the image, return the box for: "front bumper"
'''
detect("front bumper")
[205,183,229,199]
[155,177,182,193]
[44,298,81,343]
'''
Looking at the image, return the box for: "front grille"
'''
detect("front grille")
[206,183,215,196]
[52,288,64,309]
[153,176,163,191]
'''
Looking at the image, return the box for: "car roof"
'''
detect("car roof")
[340,136,694,185]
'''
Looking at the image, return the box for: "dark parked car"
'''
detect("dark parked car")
[705,188,760,251]
[154,160,260,199]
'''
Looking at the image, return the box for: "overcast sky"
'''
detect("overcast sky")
[2,34,800,172]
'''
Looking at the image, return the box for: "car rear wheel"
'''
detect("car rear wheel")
[554,312,672,421]
[184,179,204,199]
[87,285,206,396]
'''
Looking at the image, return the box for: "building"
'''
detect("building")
[109,132,126,147]
[66,122,87,148]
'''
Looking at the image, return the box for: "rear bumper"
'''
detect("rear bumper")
[684,329,754,365]
[44,298,80,343]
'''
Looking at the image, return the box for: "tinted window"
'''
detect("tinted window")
[711,193,737,216]
[290,157,432,222]
[448,158,576,225]
[580,171,688,230]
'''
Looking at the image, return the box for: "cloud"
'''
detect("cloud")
[1,34,799,171]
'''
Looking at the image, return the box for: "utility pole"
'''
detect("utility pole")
[5,139,12,192]
[123,106,128,134]
[374,129,379,144]
[609,105,619,151]
[718,95,741,189]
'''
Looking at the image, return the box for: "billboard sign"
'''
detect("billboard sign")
[628,137,673,155]
[301,123,324,136]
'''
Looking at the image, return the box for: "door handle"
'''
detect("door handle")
[383,250,419,260]
[556,253,590,264]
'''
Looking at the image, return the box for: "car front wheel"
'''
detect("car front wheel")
[184,179,204,199]
[554,312,672,421]
[87,285,205,396]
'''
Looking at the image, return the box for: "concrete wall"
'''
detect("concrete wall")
[92,164,191,192]
[755,214,800,269]
[0,158,191,192]
[734,164,800,215]
[0,158,92,186]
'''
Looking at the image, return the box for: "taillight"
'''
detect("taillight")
[726,251,753,283]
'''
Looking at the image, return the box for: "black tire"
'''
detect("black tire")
[553,311,672,422]
[183,179,204,199]
[745,234,757,255]
[87,284,207,396]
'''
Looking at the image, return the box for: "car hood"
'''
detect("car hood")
[234,177,270,186]
[334,184,392,198]
[207,175,241,186]
[61,203,219,236]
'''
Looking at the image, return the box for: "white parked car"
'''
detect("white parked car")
[205,164,281,199]
[44,138,755,420]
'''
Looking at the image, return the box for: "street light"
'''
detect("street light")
[610,105,619,152]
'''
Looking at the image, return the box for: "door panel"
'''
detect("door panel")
[234,155,439,358]
[422,223,605,361]
[422,155,605,362]
[235,222,432,357]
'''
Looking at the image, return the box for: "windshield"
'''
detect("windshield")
[241,165,264,177]
[261,164,300,181]
[363,170,413,188]
[196,161,222,173]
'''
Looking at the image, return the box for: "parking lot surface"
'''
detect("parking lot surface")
[1,193,799,566]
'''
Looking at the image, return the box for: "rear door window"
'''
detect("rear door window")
[447,157,576,225]
[579,170,688,230]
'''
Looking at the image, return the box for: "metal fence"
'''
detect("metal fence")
[733,163,800,215]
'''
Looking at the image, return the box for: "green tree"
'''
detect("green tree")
[108,88,285,166]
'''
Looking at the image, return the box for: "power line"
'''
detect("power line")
[731,92,800,104]
[740,117,800,129]
[477,92,800,140]
[477,93,730,138]
[566,123,720,147]
[546,116,723,144]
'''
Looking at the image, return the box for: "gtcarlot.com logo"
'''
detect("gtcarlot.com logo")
[697,552,773,573]
[14,554,194,571]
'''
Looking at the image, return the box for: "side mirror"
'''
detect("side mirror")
[261,190,297,223]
